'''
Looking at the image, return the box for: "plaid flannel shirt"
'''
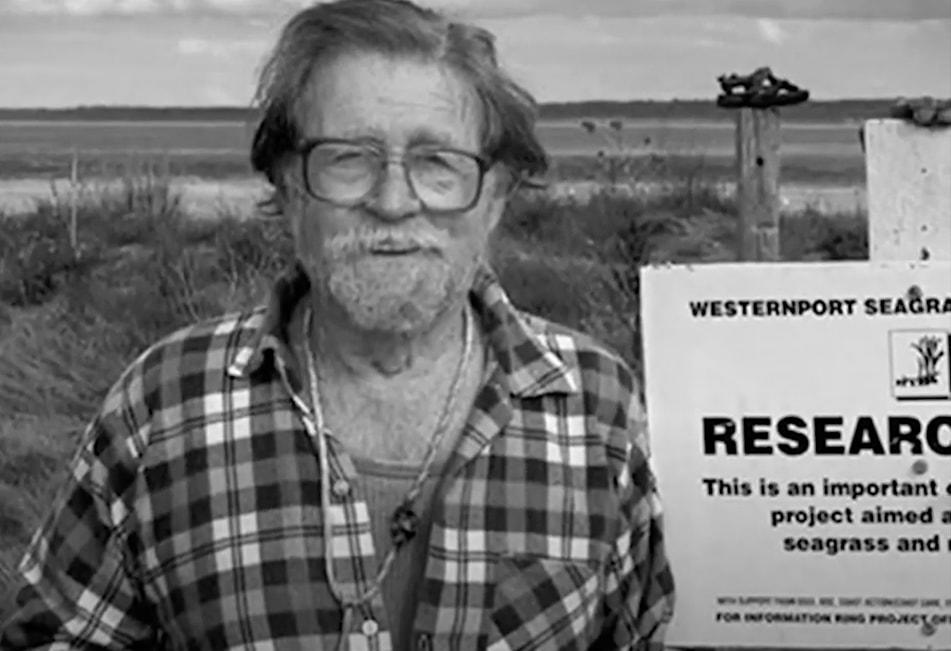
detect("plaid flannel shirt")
[1,265,675,650]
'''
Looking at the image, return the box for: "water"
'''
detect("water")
[0,119,864,159]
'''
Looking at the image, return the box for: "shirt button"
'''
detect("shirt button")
[332,479,351,498]
[361,619,379,637]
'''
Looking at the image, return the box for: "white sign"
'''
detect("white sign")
[640,261,951,650]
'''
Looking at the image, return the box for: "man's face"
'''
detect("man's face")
[285,51,506,335]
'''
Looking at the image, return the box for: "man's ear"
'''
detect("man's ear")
[485,186,507,233]
[276,163,307,215]
[484,167,519,232]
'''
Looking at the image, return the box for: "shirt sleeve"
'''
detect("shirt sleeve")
[0,390,159,649]
[599,390,676,650]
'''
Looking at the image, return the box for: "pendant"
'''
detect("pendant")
[390,502,419,547]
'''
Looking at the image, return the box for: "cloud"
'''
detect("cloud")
[1,0,158,14]
[200,84,244,104]
[0,0,296,15]
[756,18,788,45]
[540,0,951,21]
[1,8,948,107]
[2,0,948,20]
[177,37,216,55]
[176,36,265,57]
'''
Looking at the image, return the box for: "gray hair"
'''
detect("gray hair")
[250,0,548,210]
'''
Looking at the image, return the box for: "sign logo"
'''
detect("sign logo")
[889,330,951,401]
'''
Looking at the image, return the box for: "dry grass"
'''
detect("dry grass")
[0,414,80,583]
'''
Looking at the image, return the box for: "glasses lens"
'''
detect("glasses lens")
[306,143,376,203]
[407,150,481,211]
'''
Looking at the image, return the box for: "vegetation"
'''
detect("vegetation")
[0,165,868,620]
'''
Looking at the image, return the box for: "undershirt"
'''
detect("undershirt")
[351,456,445,651]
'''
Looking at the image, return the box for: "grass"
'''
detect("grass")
[0,165,869,631]
[550,152,867,187]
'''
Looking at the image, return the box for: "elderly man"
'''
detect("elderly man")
[0,0,674,648]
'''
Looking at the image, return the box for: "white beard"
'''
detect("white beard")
[324,253,462,334]
[308,226,479,335]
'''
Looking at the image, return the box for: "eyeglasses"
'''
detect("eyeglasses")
[294,138,492,213]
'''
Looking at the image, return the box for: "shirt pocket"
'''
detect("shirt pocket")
[487,554,603,651]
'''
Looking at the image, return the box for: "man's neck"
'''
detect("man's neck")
[301,292,468,382]
[291,289,485,465]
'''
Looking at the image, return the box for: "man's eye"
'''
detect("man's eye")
[414,152,461,172]
[330,150,370,165]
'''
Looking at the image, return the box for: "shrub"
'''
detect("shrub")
[0,169,191,307]
[0,211,103,307]
[496,184,729,382]
[41,163,184,249]
[781,208,869,261]
[214,215,293,288]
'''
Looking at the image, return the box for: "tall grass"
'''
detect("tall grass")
[0,166,869,621]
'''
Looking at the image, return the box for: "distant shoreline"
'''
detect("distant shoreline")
[0,98,898,124]
[0,118,864,129]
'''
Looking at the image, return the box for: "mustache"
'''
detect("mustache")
[322,226,446,257]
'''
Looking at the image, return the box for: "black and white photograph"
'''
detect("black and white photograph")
[1,1,949,649]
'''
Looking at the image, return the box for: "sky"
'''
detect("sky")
[0,0,949,107]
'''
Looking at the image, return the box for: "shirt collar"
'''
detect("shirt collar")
[226,262,579,397]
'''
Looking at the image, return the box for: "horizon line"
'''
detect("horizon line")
[0,97,914,112]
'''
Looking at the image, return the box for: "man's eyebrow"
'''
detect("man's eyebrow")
[406,129,459,148]
[309,128,467,149]
[327,130,384,145]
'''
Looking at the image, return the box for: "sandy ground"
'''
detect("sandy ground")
[0,176,867,219]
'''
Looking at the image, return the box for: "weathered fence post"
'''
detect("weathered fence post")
[716,67,810,261]
[69,148,79,257]
[734,108,780,260]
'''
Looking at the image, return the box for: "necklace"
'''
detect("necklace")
[300,303,474,650]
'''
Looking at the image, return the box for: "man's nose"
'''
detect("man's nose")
[367,160,420,221]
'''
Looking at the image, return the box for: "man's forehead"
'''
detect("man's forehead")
[296,52,482,145]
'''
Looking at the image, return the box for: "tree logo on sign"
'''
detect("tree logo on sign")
[910,335,945,386]
[890,330,951,401]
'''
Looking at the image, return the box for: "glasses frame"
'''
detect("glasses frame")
[293,138,494,213]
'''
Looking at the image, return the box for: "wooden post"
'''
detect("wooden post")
[716,66,806,262]
[735,107,781,261]
[69,149,79,257]
[864,118,951,262]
